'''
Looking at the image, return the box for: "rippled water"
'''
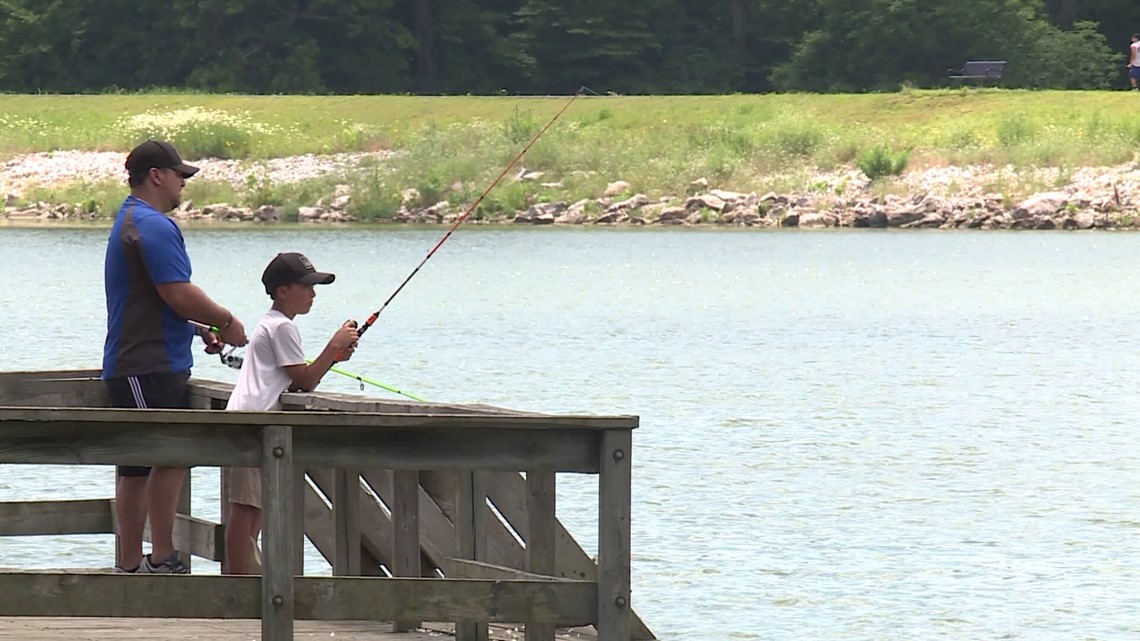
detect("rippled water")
[3,224,1140,640]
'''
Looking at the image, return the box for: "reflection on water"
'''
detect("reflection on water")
[3,226,1140,640]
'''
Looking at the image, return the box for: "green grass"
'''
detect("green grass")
[5,89,1140,218]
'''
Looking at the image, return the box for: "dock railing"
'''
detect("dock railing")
[0,369,646,641]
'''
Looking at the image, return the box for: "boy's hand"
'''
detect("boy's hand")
[331,320,360,361]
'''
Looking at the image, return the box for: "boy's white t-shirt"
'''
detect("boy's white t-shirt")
[225,309,306,411]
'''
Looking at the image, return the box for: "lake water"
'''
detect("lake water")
[2,224,1140,641]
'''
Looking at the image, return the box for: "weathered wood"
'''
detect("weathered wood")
[447,559,565,582]
[597,430,632,641]
[0,618,461,641]
[299,474,387,577]
[0,423,260,467]
[293,427,599,472]
[306,468,391,573]
[218,467,232,574]
[454,470,488,641]
[363,470,455,573]
[480,471,655,639]
[0,499,112,536]
[0,407,637,431]
[0,377,109,408]
[145,513,225,563]
[178,467,193,572]
[293,468,306,574]
[526,468,557,641]
[0,574,596,624]
[391,469,422,632]
[332,469,362,577]
[296,577,595,624]
[0,371,650,640]
[262,425,295,641]
[108,500,226,563]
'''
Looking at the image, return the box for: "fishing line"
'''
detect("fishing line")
[351,87,585,343]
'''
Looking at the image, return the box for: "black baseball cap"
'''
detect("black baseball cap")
[262,252,335,295]
[125,140,200,178]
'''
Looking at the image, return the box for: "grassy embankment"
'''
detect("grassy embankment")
[3,89,1140,220]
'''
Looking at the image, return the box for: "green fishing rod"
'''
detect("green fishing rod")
[188,319,426,402]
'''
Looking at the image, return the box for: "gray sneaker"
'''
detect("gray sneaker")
[138,552,188,574]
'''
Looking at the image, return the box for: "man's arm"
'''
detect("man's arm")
[155,282,247,346]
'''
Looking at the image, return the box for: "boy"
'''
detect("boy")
[224,251,359,574]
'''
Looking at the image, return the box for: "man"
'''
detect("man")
[1129,33,1140,90]
[103,139,248,573]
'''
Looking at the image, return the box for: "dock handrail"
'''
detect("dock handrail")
[0,369,646,641]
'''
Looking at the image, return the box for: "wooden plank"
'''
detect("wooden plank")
[293,468,306,574]
[405,471,525,574]
[295,577,595,624]
[0,574,263,618]
[332,469,362,576]
[262,425,295,641]
[446,559,569,582]
[109,501,225,563]
[144,513,225,563]
[0,573,595,625]
[363,471,454,573]
[0,407,639,431]
[178,467,192,573]
[480,470,654,639]
[0,369,103,381]
[0,499,112,536]
[307,468,394,573]
[0,618,462,641]
[0,424,260,467]
[298,474,387,577]
[526,468,557,641]
[454,470,487,641]
[294,428,599,472]
[597,430,632,641]
[391,470,421,632]
[0,377,109,408]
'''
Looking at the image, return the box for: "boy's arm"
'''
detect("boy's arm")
[283,322,359,392]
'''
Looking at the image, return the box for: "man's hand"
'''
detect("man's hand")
[201,330,223,354]
[219,316,248,347]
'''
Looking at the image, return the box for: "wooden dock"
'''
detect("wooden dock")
[0,370,654,641]
[0,617,602,640]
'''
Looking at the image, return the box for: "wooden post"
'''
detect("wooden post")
[294,468,306,574]
[219,467,231,574]
[597,430,632,641]
[454,470,488,641]
[177,469,192,573]
[332,468,361,577]
[525,467,556,641]
[391,469,421,632]
[262,425,295,641]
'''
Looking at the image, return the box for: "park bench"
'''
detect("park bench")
[948,60,1006,85]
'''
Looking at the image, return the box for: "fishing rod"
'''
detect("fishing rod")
[188,319,424,401]
[349,87,584,345]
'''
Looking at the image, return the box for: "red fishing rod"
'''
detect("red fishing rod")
[348,89,584,347]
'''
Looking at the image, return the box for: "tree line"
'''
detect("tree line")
[0,0,1137,94]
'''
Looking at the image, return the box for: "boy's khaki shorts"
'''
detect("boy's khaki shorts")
[226,466,262,509]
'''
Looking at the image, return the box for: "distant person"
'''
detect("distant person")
[223,252,358,575]
[1129,33,1140,90]
[103,139,248,573]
